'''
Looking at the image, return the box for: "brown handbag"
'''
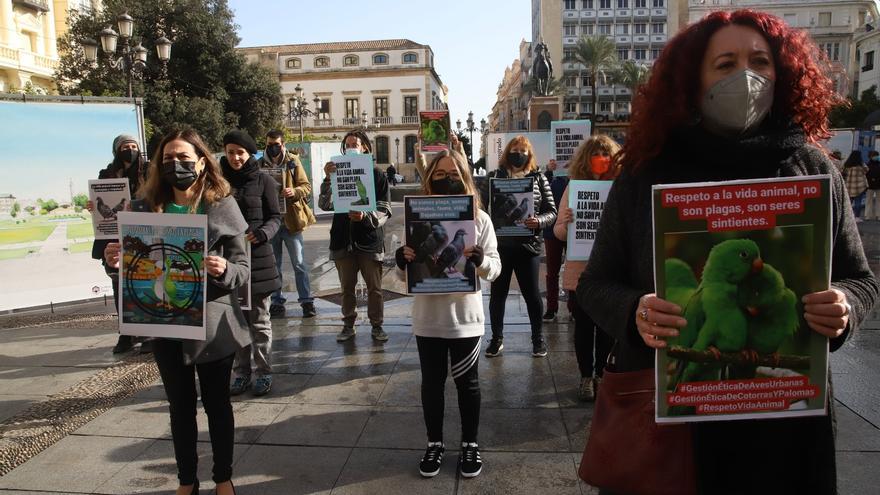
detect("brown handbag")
[578,366,697,495]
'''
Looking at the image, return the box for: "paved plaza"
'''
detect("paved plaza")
[0,211,878,494]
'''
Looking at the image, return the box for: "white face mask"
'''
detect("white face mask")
[345,148,361,155]
[700,69,774,138]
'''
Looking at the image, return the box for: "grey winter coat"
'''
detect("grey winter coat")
[131,196,252,365]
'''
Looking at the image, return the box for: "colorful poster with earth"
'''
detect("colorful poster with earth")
[118,212,207,340]
[330,153,376,213]
[652,176,832,423]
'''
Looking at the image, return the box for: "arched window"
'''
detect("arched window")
[537,111,553,130]
[373,53,389,65]
[286,58,301,69]
[375,136,390,164]
[402,52,418,64]
[343,54,359,66]
[405,135,418,163]
[314,56,330,68]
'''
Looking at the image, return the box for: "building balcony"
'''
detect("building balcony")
[651,34,667,43]
[598,9,614,20]
[341,117,360,126]
[616,35,632,43]
[0,45,58,78]
[581,10,596,18]
[373,116,393,125]
[564,10,577,19]
[616,9,631,17]
[564,36,578,45]
[651,8,667,18]
[313,118,335,127]
[401,115,419,124]
[284,118,303,128]
[633,35,649,43]
[12,0,49,12]
[563,112,578,120]
[634,8,649,18]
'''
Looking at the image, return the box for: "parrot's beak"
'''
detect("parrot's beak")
[746,306,759,317]
[752,258,764,274]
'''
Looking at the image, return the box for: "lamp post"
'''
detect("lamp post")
[360,110,381,132]
[455,111,480,164]
[82,12,172,98]
[395,137,400,164]
[287,83,321,142]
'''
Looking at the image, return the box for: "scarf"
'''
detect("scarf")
[220,155,260,188]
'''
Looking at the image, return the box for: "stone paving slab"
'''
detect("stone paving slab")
[455,451,581,495]
[333,448,457,495]
[232,444,347,495]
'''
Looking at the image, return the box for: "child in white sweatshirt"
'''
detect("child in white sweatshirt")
[395,149,501,479]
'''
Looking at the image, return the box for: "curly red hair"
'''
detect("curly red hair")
[623,9,841,171]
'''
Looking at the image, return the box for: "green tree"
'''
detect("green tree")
[10,202,20,218]
[39,199,59,213]
[830,86,880,128]
[610,60,651,107]
[55,0,282,149]
[72,193,88,209]
[569,36,618,132]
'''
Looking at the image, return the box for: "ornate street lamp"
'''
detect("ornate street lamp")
[82,12,172,97]
[286,83,320,142]
[394,137,400,164]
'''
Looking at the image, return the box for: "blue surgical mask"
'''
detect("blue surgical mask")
[345,148,361,156]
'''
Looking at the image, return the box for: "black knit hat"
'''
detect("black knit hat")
[222,130,258,155]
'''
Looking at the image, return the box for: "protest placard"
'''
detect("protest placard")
[566,180,612,260]
[489,177,535,237]
[330,153,377,213]
[419,111,451,152]
[118,212,207,340]
[261,166,288,214]
[404,195,478,294]
[653,176,832,422]
[550,120,591,176]
[88,178,130,240]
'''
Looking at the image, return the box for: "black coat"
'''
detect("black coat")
[318,167,392,254]
[485,168,557,255]
[221,156,282,296]
[577,124,880,494]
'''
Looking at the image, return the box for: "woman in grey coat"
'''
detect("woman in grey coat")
[105,129,248,495]
[577,10,879,495]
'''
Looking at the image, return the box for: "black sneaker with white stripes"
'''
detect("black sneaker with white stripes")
[419,442,445,477]
[459,442,483,477]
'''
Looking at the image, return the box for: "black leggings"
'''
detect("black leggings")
[416,336,481,444]
[152,339,235,485]
[489,248,543,342]
[571,291,613,378]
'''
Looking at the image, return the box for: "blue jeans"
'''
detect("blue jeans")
[271,226,313,305]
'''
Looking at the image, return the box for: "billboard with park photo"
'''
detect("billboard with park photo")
[0,94,145,311]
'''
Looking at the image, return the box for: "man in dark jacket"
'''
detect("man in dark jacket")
[542,159,569,322]
[318,130,392,342]
[221,130,282,396]
[89,134,149,354]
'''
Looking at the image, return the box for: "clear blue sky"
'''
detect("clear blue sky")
[227,0,532,139]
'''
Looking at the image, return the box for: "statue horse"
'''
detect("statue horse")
[532,42,554,96]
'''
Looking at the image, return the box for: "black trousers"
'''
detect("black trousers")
[489,247,543,342]
[416,336,481,444]
[570,291,613,378]
[152,339,235,485]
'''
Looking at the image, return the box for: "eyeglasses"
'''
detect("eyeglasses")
[432,170,461,180]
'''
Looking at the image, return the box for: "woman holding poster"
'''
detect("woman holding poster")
[553,135,620,402]
[105,129,249,495]
[577,10,879,495]
[485,136,557,358]
[395,149,501,478]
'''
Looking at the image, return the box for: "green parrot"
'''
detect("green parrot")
[670,239,764,389]
[728,262,800,378]
[351,177,371,206]
[664,258,698,311]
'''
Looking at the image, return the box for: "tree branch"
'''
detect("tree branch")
[667,346,811,369]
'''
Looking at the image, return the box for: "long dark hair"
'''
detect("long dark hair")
[339,129,373,154]
[843,150,863,168]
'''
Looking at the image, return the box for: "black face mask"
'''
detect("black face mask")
[267,144,282,158]
[118,149,138,166]
[161,160,199,191]
[508,152,528,169]
[431,177,465,195]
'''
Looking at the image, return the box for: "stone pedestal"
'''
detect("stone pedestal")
[528,95,562,131]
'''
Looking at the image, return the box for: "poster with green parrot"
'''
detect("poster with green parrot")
[653,176,831,423]
[419,111,451,152]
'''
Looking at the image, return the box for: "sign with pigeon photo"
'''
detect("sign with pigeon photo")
[330,153,377,213]
[419,110,451,152]
[404,195,478,295]
[652,176,832,423]
[117,212,207,340]
[489,177,535,237]
[550,120,591,177]
[88,178,130,240]
[261,166,288,214]
[566,180,611,260]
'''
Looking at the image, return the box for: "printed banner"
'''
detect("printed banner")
[489,177,535,237]
[236,241,251,310]
[261,166,288,214]
[404,195,478,294]
[88,178,130,240]
[118,212,207,340]
[653,176,832,423]
[550,120,591,176]
[566,180,612,260]
[419,111,451,152]
[330,154,377,213]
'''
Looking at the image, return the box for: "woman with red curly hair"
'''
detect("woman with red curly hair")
[577,10,878,494]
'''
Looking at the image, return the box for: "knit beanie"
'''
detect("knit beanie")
[112,134,138,156]
[222,130,258,155]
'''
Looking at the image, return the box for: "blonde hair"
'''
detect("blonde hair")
[422,149,482,210]
[568,134,622,180]
[499,135,538,173]
[140,129,231,212]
